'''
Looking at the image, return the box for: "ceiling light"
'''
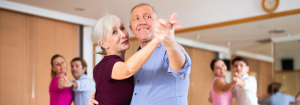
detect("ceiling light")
[75,7,85,11]
[196,35,201,39]
[227,42,231,46]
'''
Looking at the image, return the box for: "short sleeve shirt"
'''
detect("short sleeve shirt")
[93,55,134,105]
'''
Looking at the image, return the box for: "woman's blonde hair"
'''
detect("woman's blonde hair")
[50,54,66,79]
[93,14,122,55]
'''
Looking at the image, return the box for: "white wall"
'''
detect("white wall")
[83,26,94,79]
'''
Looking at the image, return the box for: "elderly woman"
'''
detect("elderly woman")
[92,14,160,104]
[49,54,73,105]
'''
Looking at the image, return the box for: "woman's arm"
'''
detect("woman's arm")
[111,38,160,80]
[214,78,238,93]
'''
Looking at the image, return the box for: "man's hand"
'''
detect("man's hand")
[154,13,182,48]
[89,91,98,105]
[58,76,71,89]
[232,72,241,85]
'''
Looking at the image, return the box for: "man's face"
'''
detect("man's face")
[130,5,157,42]
[233,61,249,76]
[71,61,86,80]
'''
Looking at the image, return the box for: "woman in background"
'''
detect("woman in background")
[49,54,73,105]
[210,59,239,105]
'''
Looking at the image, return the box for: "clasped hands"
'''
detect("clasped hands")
[58,76,71,89]
[153,13,182,47]
[232,72,242,86]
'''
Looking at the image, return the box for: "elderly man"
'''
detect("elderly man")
[90,3,191,105]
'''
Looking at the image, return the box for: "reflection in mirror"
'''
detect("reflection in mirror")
[272,14,300,105]
[275,40,300,71]
[175,11,276,105]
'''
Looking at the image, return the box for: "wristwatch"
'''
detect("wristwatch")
[70,81,74,89]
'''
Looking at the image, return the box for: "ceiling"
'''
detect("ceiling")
[6,0,300,58]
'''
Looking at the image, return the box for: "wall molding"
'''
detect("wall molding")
[232,50,273,63]
[175,8,300,34]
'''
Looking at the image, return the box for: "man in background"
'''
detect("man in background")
[59,57,95,105]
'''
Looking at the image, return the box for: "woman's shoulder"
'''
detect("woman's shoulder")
[96,55,123,66]
[94,55,123,73]
[101,55,123,62]
[50,77,61,84]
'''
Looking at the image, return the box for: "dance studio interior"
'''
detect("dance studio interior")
[0,0,300,105]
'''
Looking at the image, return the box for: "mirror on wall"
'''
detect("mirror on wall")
[271,14,300,71]
[175,10,276,105]
[272,13,300,103]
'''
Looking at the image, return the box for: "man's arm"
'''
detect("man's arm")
[237,80,246,88]
[73,78,95,91]
[237,76,256,90]
[58,76,78,89]
[154,13,186,72]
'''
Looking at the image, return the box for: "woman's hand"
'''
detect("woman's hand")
[58,76,71,89]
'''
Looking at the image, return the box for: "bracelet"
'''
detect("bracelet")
[70,81,74,89]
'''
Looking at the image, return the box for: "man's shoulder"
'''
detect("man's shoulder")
[248,75,256,79]
[79,76,95,82]
[243,75,256,80]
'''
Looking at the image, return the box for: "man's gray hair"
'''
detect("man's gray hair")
[130,3,159,19]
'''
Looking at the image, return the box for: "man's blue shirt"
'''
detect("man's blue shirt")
[74,74,95,105]
[131,44,191,105]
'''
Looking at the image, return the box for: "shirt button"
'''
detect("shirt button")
[135,93,137,95]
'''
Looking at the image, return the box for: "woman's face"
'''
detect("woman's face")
[213,60,228,77]
[103,23,130,53]
[52,57,67,75]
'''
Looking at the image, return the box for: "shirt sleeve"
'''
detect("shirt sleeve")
[166,44,192,79]
[286,94,296,103]
[243,76,257,90]
[73,78,95,92]
[259,97,271,104]
[231,87,236,99]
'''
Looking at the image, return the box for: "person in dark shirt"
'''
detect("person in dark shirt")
[91,14,160,105]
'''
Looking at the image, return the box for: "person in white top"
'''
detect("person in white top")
[231,56,258,105]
